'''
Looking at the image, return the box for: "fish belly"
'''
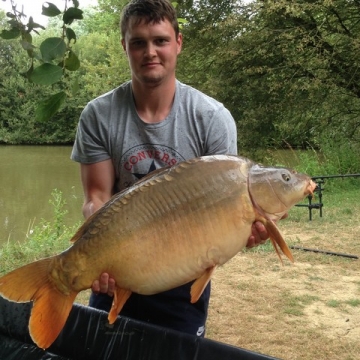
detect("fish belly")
[63,156,255,295]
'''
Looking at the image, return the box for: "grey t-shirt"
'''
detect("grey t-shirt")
[71,80,237,191]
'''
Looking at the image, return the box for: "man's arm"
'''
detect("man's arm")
[80,160,115,218]
[80,159,116,296]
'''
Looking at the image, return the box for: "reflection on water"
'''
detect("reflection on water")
[0,145,84,245]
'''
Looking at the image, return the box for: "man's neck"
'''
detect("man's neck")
[132,78,176,124]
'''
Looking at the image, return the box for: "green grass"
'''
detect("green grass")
[0,190,80,276]
[264,139,360,180]
[326,299,341,308]
[345,299,360,307]
[282,293,320,316]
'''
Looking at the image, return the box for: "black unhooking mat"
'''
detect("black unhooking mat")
[0,297,280,360]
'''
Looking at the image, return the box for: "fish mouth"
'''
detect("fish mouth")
[305,179,317,197]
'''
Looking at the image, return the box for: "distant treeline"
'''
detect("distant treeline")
[1,0,360,161]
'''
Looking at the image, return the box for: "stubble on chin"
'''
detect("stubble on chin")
[140,74,165,87]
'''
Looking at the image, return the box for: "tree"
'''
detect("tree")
[0,3,130,144]
[176,0,360,151]
[212,0,360,149]
[2,0,360,151]
[0,0,84,121]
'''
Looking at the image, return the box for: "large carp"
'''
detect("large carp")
[0,155,316,349]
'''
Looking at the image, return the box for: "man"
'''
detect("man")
[71,0,268,337]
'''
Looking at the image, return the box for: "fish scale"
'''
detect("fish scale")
[0,154,316,349]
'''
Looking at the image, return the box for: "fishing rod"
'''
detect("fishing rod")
[289,245,358,259]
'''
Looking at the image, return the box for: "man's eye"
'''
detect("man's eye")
[156,39,167,45]
[131,41,144,47]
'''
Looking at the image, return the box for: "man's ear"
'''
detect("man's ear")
[176,33,183,55]
[121,39,127,54]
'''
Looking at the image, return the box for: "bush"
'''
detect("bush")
[0,189,80,275]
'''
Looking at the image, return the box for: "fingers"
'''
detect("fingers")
[108,277,116,297]
[246,221,269,248]
[92,279,101,293]
[91,273,116,297]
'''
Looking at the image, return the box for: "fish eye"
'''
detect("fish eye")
[282,173,291,182]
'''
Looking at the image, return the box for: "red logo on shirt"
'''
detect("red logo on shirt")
[123,149,178,171]
[118,144,185,189]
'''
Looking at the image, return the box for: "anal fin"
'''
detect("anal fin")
[190,266,216,303]
[108,287,132,324]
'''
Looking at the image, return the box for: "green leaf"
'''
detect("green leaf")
[63,7,83,25]
[21,32,34,53]
[0,27,21,39]
[7,19,19,27]
[29,63,63,85]
[66,27,77,43]
[6,12,16,19]
[27,16,46,31]
[64,50,80,71]
[40,37,66,62]
[22,32,32,43]
[42,2,62,17]
[35,91,67,122]
[177,18,188,28]
[20,39,36,51]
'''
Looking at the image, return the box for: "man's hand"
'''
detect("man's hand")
[247,214,288,248]
[92,273,116,297]
[246,221,269,248]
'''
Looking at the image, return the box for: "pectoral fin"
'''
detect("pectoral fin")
[108,287,132,324]
[190,266,216,303]
[257,215,294,263]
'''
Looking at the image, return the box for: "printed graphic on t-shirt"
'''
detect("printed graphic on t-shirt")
[118,144,185,189]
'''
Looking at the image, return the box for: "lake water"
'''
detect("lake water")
[0,145,84,245]
[0,145,307,246]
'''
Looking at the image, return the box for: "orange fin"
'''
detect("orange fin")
[0,258,78,349]
[108,287,132,324]
[30,286,77,349]
[190,266,216,303]
[257,215,294,263]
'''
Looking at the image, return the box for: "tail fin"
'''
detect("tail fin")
[0,258,77,349]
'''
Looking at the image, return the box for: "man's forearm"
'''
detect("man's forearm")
[82,199,106,219]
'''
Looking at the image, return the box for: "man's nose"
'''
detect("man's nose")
[144,42,156,57]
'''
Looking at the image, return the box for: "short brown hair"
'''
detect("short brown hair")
[120,0,179,39]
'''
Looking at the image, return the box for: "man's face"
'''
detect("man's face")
[122,18,182,87]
